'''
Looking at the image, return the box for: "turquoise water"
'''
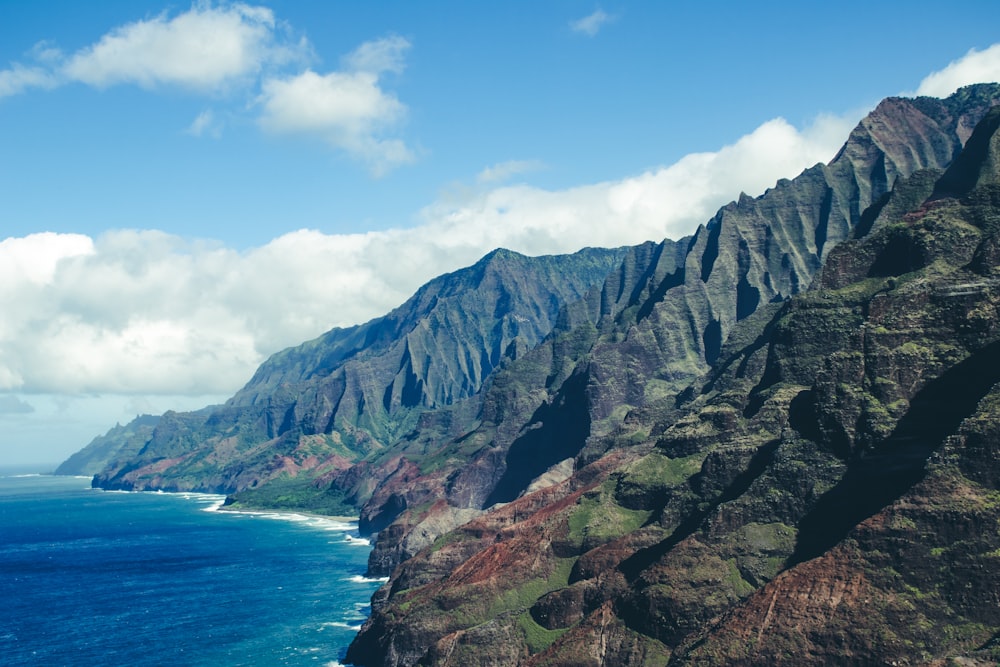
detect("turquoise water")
[0,474,382,666]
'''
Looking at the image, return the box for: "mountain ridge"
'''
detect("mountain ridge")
[345,99,1000,667]
[344,85,1000,579]
[63,246,627,490]
[57,83,1000,667]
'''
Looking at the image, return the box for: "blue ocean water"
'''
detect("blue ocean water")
[0,474,383,666]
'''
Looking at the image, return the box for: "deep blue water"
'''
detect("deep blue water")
[0,474,383,666]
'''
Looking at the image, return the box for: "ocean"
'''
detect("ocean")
[0,473,384,666]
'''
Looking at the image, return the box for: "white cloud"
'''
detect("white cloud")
[570,9,613,37]
[425,112,858,253]
[0,232,94,287]
[258,70,404,133]
[476,160,545,184]
[342,34,410,75]
[0,63,59,98]
[257,37,414,174]
[0,8,414,176]
[916,43,1000,97]
[185,109,221,137]
[0,110,856,399]
[62,3,305,91]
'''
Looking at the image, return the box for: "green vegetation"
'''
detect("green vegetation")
[486,557,577,620]
[612,450,704,510]
[568,483,652,546]
[625,451,705,489]
[724,559,756,597]
[227,475,355,516]
[518,612,569,654]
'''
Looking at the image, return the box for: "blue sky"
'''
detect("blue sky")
[3,0,1000,466]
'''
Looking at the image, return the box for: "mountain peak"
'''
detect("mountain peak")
[933,104,1000,197]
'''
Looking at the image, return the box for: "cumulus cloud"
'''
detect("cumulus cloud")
[0,232,94,288]
[0,110,856,397]
[476,160,545,184]
[0,3,308,96]
[257,36,414,174]
[570,10,613,37]
[62,3,306,91]
[915,43,1000,97]
[0,5,412,174]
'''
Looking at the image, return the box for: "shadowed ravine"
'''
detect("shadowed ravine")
[789,339,1000,566]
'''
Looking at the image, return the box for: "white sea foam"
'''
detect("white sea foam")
[95,488,230,512]
[216,507,360,535]
[159,491,228,511]
[344,534,371,546]
[92,487,369,544]
[346,574,390,584]
[201,498,226,512]
[320,621,363,631]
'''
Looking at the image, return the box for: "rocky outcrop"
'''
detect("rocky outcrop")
[346,101,1000,666]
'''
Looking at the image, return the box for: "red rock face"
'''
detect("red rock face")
[681,464,1000,665]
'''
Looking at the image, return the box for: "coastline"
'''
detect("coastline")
[87,485,375,546]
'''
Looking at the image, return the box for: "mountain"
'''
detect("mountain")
[68,246,627,494]
[345,100,1000,666]
[54,414,161,476]
[344,85,1000,579]
[58,83,1000,666]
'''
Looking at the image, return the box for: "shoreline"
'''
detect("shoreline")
[217,502,360,524]
[81,479,362,524]
[89,484,371,544]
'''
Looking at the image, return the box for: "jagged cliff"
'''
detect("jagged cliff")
[71,247,626,493]
[54,414,162,476]
[345,101,1000,666]
[348,85,1000,580]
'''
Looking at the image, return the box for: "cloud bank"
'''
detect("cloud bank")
[0,111,854,397]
